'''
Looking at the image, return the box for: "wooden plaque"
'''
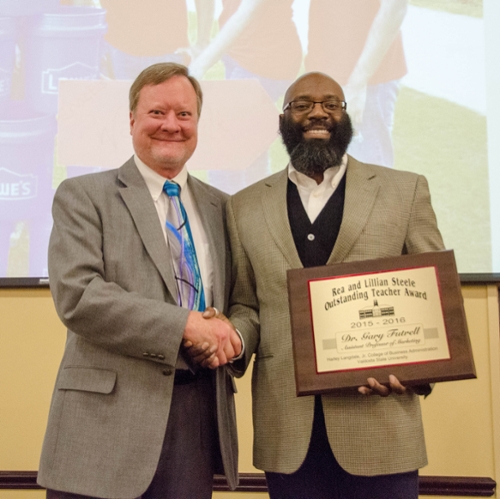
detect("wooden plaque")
[287,250,476,395]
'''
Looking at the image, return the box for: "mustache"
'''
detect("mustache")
[302,121,332,132]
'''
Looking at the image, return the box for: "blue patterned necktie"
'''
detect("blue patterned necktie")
[163,180,206,311]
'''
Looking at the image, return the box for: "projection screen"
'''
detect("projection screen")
[0,0,497,284]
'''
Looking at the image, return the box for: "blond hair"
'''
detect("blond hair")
[129,62,203,115]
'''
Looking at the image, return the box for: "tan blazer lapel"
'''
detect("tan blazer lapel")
[329,156,381,264]
[117,158,178,297]
[188,176,226,309]
[261,169,303,269]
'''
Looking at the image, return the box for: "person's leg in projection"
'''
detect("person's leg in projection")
[208,55,290,194]
[347,80,400,168]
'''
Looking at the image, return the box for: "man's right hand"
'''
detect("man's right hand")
[202,307,242,358]
[182,310,237,369]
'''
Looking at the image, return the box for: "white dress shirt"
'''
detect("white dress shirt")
[288,154,348,223]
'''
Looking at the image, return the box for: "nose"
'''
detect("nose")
[160,110,181,133]
[308,102,329,119]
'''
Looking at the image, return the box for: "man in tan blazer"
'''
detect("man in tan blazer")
[38,63,241,499]
[226,72,445,498]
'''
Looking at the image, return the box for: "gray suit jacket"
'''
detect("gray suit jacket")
[227,156,445,476]
[38,157,238,497]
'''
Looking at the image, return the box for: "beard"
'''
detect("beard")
[279,112,353,177]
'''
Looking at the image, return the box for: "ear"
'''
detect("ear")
[278,114,284,134]
[129,111,135,135]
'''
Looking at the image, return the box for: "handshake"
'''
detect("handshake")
[182,307,242,369]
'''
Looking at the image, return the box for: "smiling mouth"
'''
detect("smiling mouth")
[152,137,185,142]
[303,128,330,138]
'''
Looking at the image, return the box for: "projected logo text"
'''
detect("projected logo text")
[41,62,97,94]
[0,168,38,200]
[0,68,9,96]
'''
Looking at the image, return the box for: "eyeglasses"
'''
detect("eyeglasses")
[283,99,347,114]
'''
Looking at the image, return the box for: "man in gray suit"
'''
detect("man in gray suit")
[224,72,445,498]
[38,63,241,499]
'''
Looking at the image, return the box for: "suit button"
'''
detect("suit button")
[162,368,173,376]
[307,233,315,241]
[158,354,165,360]
[150,353,157,358]
[143,352,150,357]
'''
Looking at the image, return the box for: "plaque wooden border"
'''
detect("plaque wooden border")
[287,250,476,395]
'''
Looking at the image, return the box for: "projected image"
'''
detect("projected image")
[0,0,491,279]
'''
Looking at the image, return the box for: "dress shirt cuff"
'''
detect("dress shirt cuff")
[229,328,245,362]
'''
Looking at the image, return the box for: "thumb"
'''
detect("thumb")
[202,306,217,319]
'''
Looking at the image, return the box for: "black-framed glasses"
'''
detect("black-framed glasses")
[283,99,347,114]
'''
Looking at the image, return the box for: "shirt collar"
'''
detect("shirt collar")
[288,153,348,189]
[134,154,188,201]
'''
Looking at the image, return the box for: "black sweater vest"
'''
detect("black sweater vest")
[287,174,346,268]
